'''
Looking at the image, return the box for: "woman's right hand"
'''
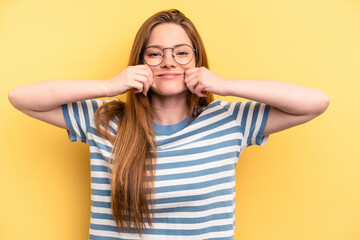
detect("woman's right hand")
[103,64,154,97]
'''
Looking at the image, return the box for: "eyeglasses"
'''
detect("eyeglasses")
[142,44,195,67]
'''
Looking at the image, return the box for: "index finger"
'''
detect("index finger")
[185,67,198,76]
[137,64,154,77]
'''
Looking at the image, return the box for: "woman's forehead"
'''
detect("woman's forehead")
[147,23,193,47]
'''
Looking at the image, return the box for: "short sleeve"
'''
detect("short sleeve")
[220,101,271,148]
[61,99,107,143]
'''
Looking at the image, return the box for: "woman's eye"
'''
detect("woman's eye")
[177,52,188,56]
[148,53,161,57]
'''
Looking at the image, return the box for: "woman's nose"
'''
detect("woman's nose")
[161,49,176,67]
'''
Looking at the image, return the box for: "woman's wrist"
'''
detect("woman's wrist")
[100,79,112,98]
[220,78,241,97]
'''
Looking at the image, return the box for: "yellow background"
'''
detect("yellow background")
[1,0,359,239]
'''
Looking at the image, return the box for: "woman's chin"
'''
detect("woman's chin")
[150,86,188,97]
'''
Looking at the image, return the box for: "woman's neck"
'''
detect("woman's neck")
[150,91,189,125]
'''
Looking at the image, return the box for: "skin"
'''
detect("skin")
[8,23,330,135]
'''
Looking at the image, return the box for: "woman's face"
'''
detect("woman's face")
[145,23,195,97]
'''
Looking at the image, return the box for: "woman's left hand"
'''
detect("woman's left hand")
[184,67,230,97]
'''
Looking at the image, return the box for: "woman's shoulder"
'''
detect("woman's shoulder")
[204,99,233,111]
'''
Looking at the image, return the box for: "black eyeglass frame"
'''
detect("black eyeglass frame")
[141,44,196,67]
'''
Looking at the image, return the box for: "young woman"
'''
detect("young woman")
[8,9,329,240]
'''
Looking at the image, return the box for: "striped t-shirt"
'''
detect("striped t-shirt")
[62,99,270,240]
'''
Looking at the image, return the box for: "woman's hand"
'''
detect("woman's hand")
[184,67,230,97]
[103,64,154,97]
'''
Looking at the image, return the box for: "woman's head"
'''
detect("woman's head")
[129,9,209,69]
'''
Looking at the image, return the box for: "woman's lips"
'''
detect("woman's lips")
[157,73,183,79]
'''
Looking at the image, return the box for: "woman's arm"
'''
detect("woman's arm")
[8,79,108,129]
[222,78,330,135]
[184,67,330,135]
[8,65,154,129]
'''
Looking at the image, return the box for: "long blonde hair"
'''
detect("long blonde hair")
[94,9,214,234]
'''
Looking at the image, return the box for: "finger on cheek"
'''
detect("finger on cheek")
[189,86,196,94]
[185,68,196,76]
[184,76,192,84]
[185,74,195,85]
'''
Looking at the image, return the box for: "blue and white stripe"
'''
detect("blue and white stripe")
[62,99,270,240]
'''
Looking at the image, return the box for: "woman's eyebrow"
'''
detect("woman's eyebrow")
[146,43,189,48]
